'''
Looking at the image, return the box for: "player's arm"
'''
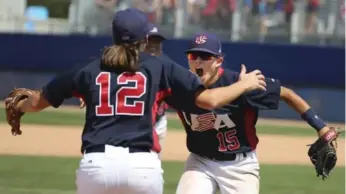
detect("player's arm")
[245,76,331,137]
[196,65,266,110]
[166,63,266,110]
[280,86,330,137]
[195,82,261,110]
[16,91,50,112]
[17,67,85,113]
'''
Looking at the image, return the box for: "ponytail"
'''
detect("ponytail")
[101,40,146,72]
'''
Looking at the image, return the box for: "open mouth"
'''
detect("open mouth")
[196,68,203,77]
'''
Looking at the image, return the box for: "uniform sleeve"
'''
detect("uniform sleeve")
[245,78,281,110]
[163,62,205,110]
[42,67,85,108]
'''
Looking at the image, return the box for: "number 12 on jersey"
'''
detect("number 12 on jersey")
[95,72,147,116]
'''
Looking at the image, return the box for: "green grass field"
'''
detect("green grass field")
[0,107,344,193]
[0,107,340,137]
[0,155,344,194]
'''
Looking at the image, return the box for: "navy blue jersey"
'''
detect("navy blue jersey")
[41,52,204,153]
[153,54,173,122]
[173,68,281,159]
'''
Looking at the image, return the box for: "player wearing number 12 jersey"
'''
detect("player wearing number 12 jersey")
[175,32,335,194]
[11,8,268,194]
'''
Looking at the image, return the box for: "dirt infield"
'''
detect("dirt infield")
[0,123,344,166]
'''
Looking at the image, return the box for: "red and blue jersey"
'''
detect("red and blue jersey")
[41,52,204,153]
[173,68,281,159]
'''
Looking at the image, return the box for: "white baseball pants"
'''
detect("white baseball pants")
[176,151,260,194]
[155,115,168,153]
[76,145,163,194]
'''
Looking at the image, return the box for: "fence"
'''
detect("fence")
[0,33,344,122]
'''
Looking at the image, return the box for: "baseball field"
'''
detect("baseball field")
[0,105,344,194]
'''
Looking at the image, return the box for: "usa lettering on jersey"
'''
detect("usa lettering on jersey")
[182,111,241,152]
[182,112,236,132]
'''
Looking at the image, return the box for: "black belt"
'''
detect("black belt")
[203,152,247,161]
[84,145,151,154]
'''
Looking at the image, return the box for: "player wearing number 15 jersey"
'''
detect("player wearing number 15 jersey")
[9,8,267,194]
[175,32,334,194]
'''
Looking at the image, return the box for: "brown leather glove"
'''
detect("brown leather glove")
[4,88,38,136]
[307,127,342,180]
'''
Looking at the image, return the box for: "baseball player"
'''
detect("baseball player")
[79,23,169,152]
[174,32,340,194]
[145,23,169,152]
[3,8,268,194]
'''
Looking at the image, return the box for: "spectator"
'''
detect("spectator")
[161,0,176,25]
[131,0,156,22]
[82,0,118,35]
[243,0,253,26]
[250,0,268,36]
[202,0,235,30]
[305,0,320,34]
[283,0,294,25]
[187,0,207,24]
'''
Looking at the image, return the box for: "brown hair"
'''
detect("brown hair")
[145,36,163,56]
[101,40,147,72]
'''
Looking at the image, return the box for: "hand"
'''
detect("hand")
[79,98,86,109]
[238,64,267,92]
[4,88,34,136]
[318,126,339,148]
[318,126,331,138]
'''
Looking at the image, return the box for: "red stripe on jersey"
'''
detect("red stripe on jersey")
[72,91,85,103]
[72,91,82,98]
[151,89,172,152]
[244,106,258,150]
[196,112,215,131]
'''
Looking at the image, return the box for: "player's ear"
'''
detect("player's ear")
[145,35,149,43]
[215,56,223,67]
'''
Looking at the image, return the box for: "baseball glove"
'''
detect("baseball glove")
[4,88,38,136]
[307,127,342,180]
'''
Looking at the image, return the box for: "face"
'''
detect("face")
[187,51,223,85]
[145,35,163,55]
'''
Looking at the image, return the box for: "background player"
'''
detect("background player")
[174,32,339,194]
[145,23,169,153]
[4,8,268,194]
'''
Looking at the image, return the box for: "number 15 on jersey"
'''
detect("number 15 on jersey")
[95,72,147,116]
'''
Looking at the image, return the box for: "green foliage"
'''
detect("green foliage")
[27,0,70,18]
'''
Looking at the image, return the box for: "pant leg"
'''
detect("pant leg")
[216,151,260,194]
[176,154,218,194]
[75,153,109,194]
[124,151,163,194]
[155,116,167,180]
[155,115,168,152]
[76,145,163,194]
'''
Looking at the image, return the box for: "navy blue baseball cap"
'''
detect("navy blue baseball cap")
[112,8,152,44]
[185,32,222,56]
[148,23,166,40]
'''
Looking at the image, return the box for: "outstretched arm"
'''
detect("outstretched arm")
[14,91,51,112]
[196,65,266,110]
[280,86,330,136]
